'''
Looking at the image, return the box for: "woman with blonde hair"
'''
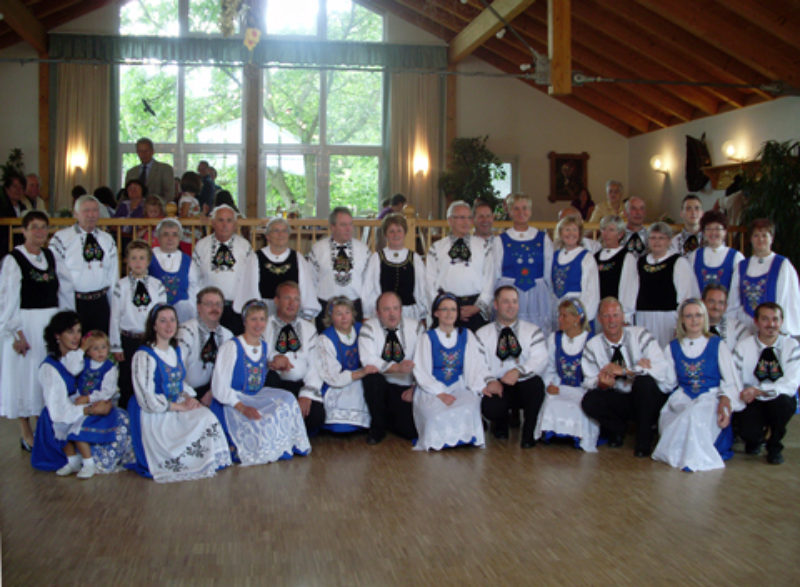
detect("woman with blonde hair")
[551,215,599,331]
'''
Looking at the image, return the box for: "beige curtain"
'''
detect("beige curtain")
[389,72,442,220]
[54,64,110,212]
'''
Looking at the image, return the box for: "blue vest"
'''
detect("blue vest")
[552,249,588,299]
[42,355,78,396]
[231,338,268,395]
[76,357,115,397]
[148,253,191,305]
[739,255,785,318]
[428,328,467,386]
[138,345,185,402]
[320,323,362,395]
[670,336,721,400]
[693,247,737,292]
[555,331,584,387]
[500,231,545,292]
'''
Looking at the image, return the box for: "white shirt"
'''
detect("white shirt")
[233,246,320,319]
[211,336,266,406]
[737,253,800,337]
[426,234,495,316]
[132,345,196,413]
[476,320,548,381]
[109,275,167,352]
[362,248,427,320]
[39,350,88,425]
[151,247,200,323]
[192,233,253,301]
[264,314,323,402]
[544,330,590,388]
[412,328,487,396]
[307,237,370,302]
[177,318,233,389]
[50,224,118,301]
[733,334,800,399]
[709,316,750,351]
[358,316,423,387]
[581,326,669,393]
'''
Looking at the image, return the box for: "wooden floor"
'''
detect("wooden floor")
[1,418,799,586]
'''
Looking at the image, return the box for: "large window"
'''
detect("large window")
[118,0,385,215]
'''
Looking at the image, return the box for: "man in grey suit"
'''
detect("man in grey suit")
[124,137,174,200]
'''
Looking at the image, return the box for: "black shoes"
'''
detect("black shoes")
[607,434,624,448]
[520,439,536,449]
[20,437,33,453]
[745,442,762,455]
[634,449,651,458]
[366,432,385,445]
[767,451,784,465]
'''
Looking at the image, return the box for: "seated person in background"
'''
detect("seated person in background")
[177,286,233,406]
[412,293,486,451]
[688,210,743,317]
[24,173,47,211]
[588,179,625,224]
[652,299,742,472]
[621,197,648,258]
[359,291,422,445]
[137,195,165,242]
[570,184,595,221]
[620,222,697,349]
[92,186,116,218]
[264,281,326,434]
[733,302,800,465]
[425,201,495,332]
[581,297,669,457]
[378,193,406,219]
[177,171,203,253]
[477,286,547,448]
[702,284,749,351]
[110,240,167,409]
[316,297,373,432]
[114,179,147,238]
[493,194,553,334]
[537,299,599,451]
[149,218,199,323]
[210,299,311,466]
[551,215,599,331]
[670,194,704,256]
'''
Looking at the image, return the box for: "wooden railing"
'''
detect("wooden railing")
[1,205,748,278]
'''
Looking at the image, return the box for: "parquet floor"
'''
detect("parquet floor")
[1,418,798,585]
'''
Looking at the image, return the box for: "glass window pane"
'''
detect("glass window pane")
[493,162,513,200]
[326,71,382,145]
[327,0,383,41]
[329,155,379,216]
[189,0,235,35]
[266,0,319,36]
[263,68,320,145]
[121,152,175,191]
[185,66,243,144]
[119,64,178,143]
[186,153,240,206]
[265,154,316,217]
[120,0,179,36]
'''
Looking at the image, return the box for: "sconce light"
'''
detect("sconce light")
[69,149,88,171]
[650,155,668,174]
[496,28,506,39]
[721,140,745,162]
[412,151,429,175]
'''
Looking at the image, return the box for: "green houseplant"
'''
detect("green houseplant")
[438,136,506,211]
[741,139,800,269]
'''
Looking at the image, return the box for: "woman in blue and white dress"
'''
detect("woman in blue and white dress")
[128,305,231,482]
[737,218,800,337]
[688,210,743,316]
[210,299,310,465]
[551,215,599,333]
[31,311,133,479]
[148,218,199,323]
[412,293,486,451]
[536,299,599,451]
[653,299,743,472]
[316,297,374,431]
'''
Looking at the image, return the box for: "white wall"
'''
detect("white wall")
[629,97,800,222]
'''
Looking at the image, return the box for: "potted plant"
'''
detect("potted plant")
[438,136,506,212]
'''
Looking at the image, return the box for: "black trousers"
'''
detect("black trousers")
[581,375,666,453]
[118,333,145,410]
[481,375,545,443]
[75,294,111,335]
[736,394,797,455]
[221,302,244,336]
[316,298,363,333]
[362,373,417,440]
[264,370,326,433]
[455,294,488,332]
[194,382,211,405]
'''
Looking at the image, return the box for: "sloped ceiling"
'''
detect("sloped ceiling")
[1,0,798,136]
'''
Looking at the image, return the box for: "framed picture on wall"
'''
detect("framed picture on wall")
[548,151,589,202]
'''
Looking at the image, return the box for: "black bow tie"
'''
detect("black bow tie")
[683,234,699,254]
[626,233,645,255]
[132,280,151,307]
[83,232,104,263]
[610,344,626,374]
[276,323,301,353]
[381,328,405,362]
[200,331,218,365]
[496,326,521,361]
[709,325,721,337]
[212,242,235,269]
[448,238,471,263]
[754,346,783,382]
[334,245,352,273]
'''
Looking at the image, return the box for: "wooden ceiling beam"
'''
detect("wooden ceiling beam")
[571,86,651,133]
[0,0,47,54]
[547,0,570,96]
[715,0,800,53]
[609,0,772,100]
[38,0,124,32]
[448,0,536,63]
[587,84,672,129]
[574,0,748,108]
[358,0,457,41]
[634,0,800,87]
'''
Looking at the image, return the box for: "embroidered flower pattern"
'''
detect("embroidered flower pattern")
[246,361,264,393]
[681,358,705,395]
[552,265,569,298]
[557,354,583,387]
[29,266,56,283]
[643,261,669,273]
[438,348,462,382]
[742,276,767,313]
[160,274,181,303]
